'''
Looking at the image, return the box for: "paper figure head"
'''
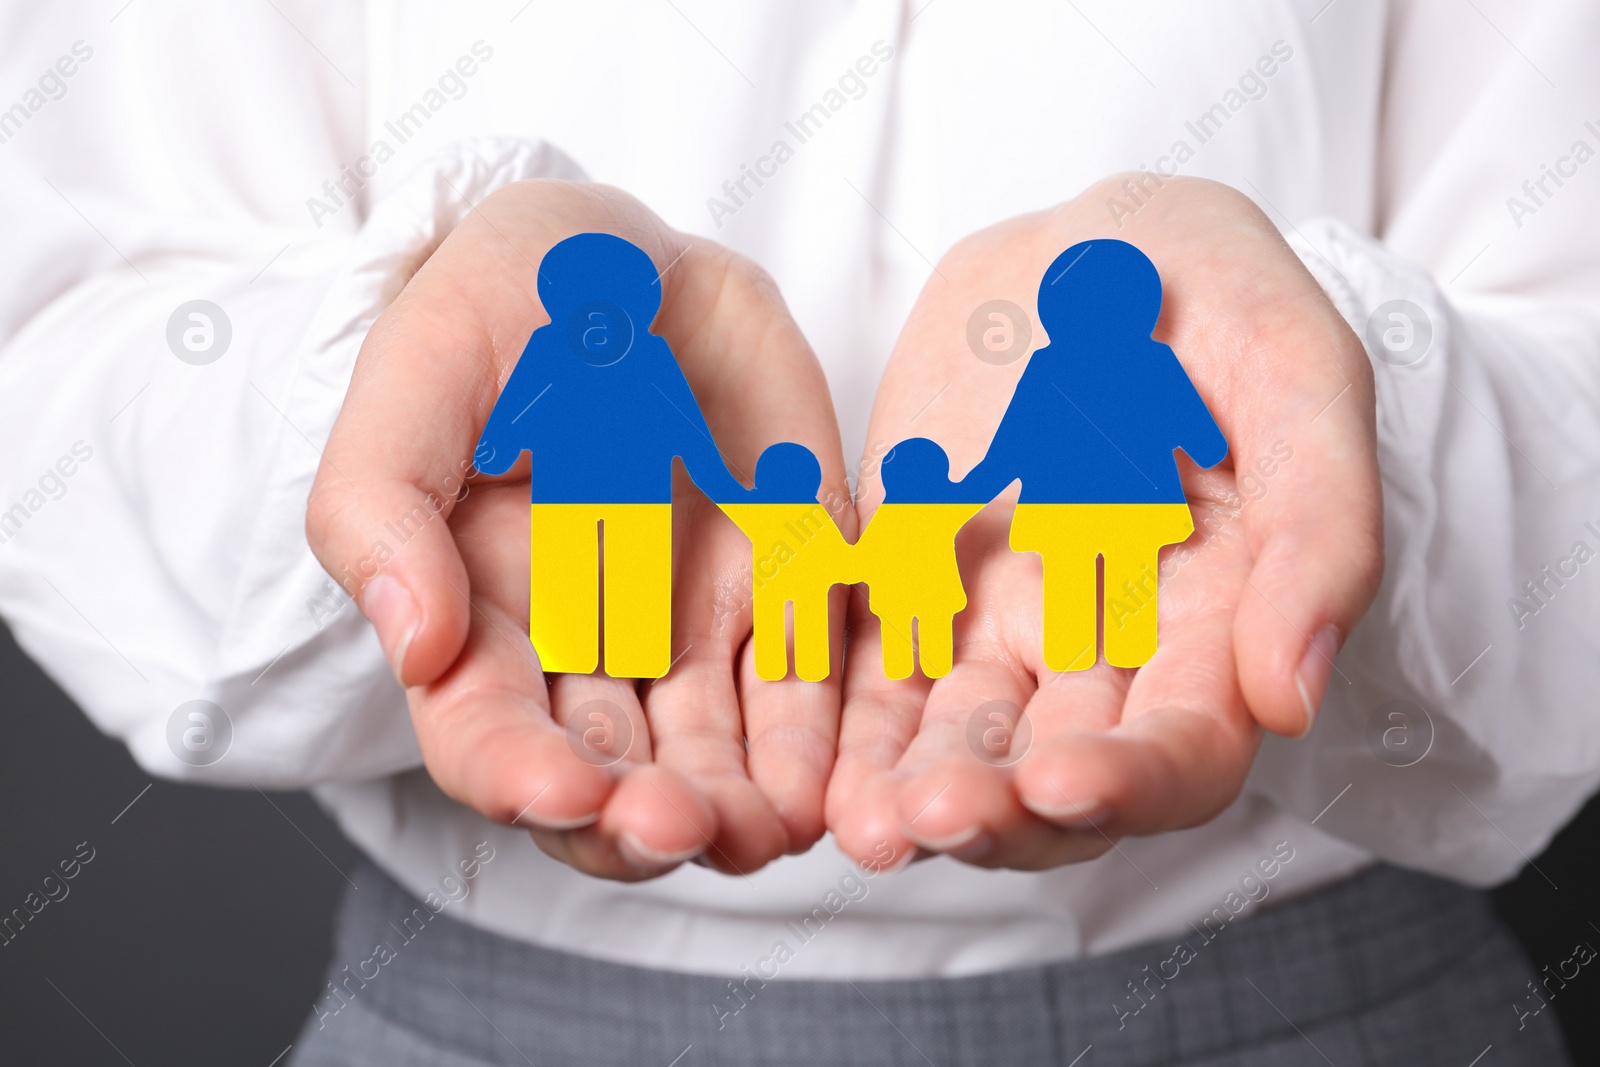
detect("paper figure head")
[537,232,663,324]
[752,441,823,502]
[1038,239,1162,340]
[880,437,953,501]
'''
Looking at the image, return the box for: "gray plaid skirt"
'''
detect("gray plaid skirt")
[290,857,1568,1067]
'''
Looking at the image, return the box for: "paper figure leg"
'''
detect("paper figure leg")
[600,504,674,678]
[529,504,601,675]
[915,615,955,679]
[1101,503,1193,668]
[752,591,789,681]
[792,591,833,683]
[875,606,915,681]
[1011,504,1099,673]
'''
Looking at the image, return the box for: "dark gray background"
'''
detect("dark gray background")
[0,619,1594,1065]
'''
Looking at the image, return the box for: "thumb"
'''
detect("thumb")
[307,450,476,687]
[306,312,501,686]
[1225,304,1384,737]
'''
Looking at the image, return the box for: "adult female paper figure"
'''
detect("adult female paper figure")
[964,239,1228,670]
[476,232,743,678]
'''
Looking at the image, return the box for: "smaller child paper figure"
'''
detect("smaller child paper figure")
[476,232,1225,683]
[855,439,986,680]
[719,443,854,682]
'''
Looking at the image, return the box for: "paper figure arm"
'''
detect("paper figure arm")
[1161,346,1228,469]
[651,354,746,502]
[475,336,552,476]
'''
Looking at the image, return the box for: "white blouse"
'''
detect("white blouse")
[0,0,1597,978]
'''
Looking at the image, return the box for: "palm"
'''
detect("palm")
[827,175,1379,870]
[831,468,1257,868]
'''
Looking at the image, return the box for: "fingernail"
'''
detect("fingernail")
[1022,795,1112,829]
[362,574,419,683]
[1294,624,1341,738]
[618,832,700,870]
[948,831,995,862]
[862,846,915,876]
[911,825,987,854]
[515,810,601,832]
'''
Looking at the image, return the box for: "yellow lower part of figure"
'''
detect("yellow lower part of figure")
[529,503,673,678]
[856,502,984,681]
[1011,502,1194,671]
[719,501,853,682]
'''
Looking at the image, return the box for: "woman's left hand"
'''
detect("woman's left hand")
[826,175,1383,869]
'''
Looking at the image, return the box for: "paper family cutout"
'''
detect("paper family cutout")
[476,233,1227,682]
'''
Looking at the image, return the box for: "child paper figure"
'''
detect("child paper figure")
[475,233,742,679]
[718,443,854,682]
[964,239,1227,671]
[855,438,986,680]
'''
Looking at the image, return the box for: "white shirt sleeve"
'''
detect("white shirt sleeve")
[1248,0,1600,885]
[0,135,585,787]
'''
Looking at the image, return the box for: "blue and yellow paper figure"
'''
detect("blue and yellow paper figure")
[964,239,1228,671]
[856,439,986,680]
[475,233,742,678]
[719,443,854,682]
[476,233,1225,683]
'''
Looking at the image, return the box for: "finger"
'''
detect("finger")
[1220,305,1380,737]
[1015,504,1261,836]
[636,495,787,870]
[651,247,853,857]
[398,483,614,828]
[548,671,652,764]
[1143,189,1382,737]
[411,600,617,831]
[890,643,1098,869]
[824,598,927,872]
[738,576,851,855]
[307,212,544,686]
[936,662,1130,870]
[1228,398,1381,739]
[530,763,718,881]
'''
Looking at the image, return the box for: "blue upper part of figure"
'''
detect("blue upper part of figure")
[744,442,824,504]
[474,232,743,504]
[881,437,992,504]
[964,239,1228,505]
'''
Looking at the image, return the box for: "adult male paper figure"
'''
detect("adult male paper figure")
[475,232,742,678]
[965,238,1228,671]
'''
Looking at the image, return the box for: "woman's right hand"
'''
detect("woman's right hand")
[306,180,851,880]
